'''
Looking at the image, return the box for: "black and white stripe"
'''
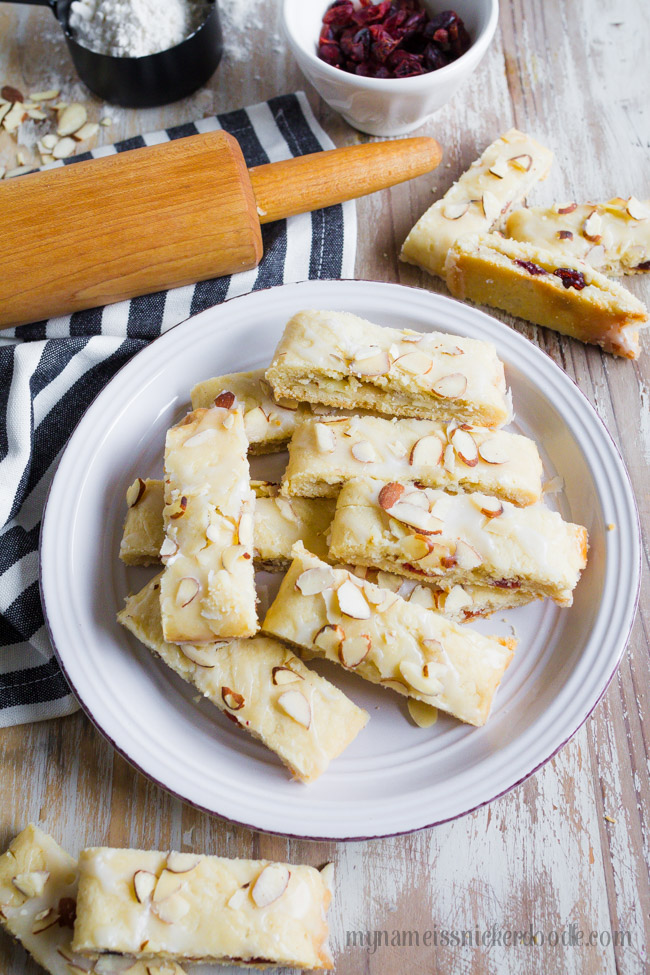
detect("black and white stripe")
[0,91,356,727]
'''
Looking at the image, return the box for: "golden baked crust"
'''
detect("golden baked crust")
[119,575,368,783]
[72,847,333,969]
[266,309,511,428]
[281,414,542,506]
[262,544,515,728]
[329,478,588,606]
[444,233,647,358]
[401,128,553,277]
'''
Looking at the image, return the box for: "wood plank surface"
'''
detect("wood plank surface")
[1,1,648,973]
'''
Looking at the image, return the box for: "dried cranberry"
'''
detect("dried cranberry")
[553,267,587,290]
[352,0,391,26]
[370,25,401,62]
[424,43,448,70]
[323,0,355,26]
[514,259,548,276]
[340,26,371,61]
[388,49,425,76]
[318,41,345,66]
[636,260,650,271]
[493,579,521,589]
[557,230,573,240]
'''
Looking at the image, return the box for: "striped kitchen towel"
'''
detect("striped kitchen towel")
[0,91,357,728]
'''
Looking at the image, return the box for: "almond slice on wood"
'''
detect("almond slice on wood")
[57,102,87,137]
[73,121,99,142]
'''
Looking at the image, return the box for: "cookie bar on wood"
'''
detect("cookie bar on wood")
[119,575,368,783]
[266,309,511,428]
[120,478,335,569]
[281,414,542,506]
[329,479,588,607]
[444,233,648,359]
[400,128,553,277]
[262,545,515,727]
[506,197,650,276]
[190,368,312,454]
[0,825,182,975]
[72,847,334,970]
[160,404,257,642]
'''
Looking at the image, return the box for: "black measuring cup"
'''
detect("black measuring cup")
[5,0,223,107]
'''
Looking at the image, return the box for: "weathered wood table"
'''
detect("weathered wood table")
[1,0,648,972]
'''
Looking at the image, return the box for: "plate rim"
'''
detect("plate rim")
[39,279,642,840]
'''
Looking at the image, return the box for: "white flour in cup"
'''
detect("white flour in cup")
[69,0,206,58]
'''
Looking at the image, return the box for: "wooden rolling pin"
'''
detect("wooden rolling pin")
[0,132,442,329]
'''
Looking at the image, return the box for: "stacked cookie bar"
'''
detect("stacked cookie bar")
[119,308,587,752]
[400,128,648,358]
[0,825,334,973]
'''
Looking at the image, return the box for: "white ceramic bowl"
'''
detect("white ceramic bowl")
[282,0,499,136]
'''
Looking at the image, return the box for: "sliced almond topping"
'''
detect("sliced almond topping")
[388,440,408,458]
[482,191,501,224]
[351,344,382,361]
[337,579,371,619]
[52,136,76,159]
[443,444,456,474]
[401,332,422,343]
[388,501,443,534]
[180,644,221,668]
[176,576,199,607]
[214,390,236,409]
[166,852,200,874]
[509,153,533,171]
[222,544,249,574]
[244,405,269,440]
[222,686,245,710]
[272,665,303,685]
[399,660,444,696]
[222,413,234,430]
[227,887,249,910]
[133,869,157,903]
[57,102,87,137]
[278,690,311,728]
[586,243,606,266]
[252,864,290,907]
[474,495,503,518]
[408,698,439,728]
[154,892,190,924]
[454,539,483,569]
[583,211,603,241]
[238,511,254,544]
[314,623,345,654]
[351,440,377,463]
[12,870,49,898]
[32,908,58,934]
[556,202,578,214]
[73,121,99,141]
[410,435,443,468]
[153,869,182,903]
[442,201,470,220]
[126,476,146,507]
[488,157,508,178]
[339,633,371,669]
[274,497,297,523]
[626,196,650,221]
[378,481,405,511]
[407,584,436,610]
[478,439,509,464]
[401,535,433,561]
[381,678,409,694]
[442,585,473,616]
[296,565,335,596]
[393,350,433,375]
[184,428,217,448]
[349,350,390,376]
[432,373,467,399]
[168,495,187,519]
[451,428,479,467]
[314,422,336,453]
[160,537,179,561]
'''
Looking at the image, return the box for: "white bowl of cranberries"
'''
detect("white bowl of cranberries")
[282,0,498,136]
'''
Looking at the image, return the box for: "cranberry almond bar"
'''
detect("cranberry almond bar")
[445,233,648,359]
[400,128,553,277]
[119,575,368,783]
[72,847,334,970]
[266,309,512,427]
[0,825,183,975]
[160,403,257,643]
[281,414,543,506]
[120,478,335,568]
[263,544,515,728]
[329,478,588,607]
[506,198,650,276]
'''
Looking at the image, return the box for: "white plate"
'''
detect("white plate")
[40,280,640,840]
